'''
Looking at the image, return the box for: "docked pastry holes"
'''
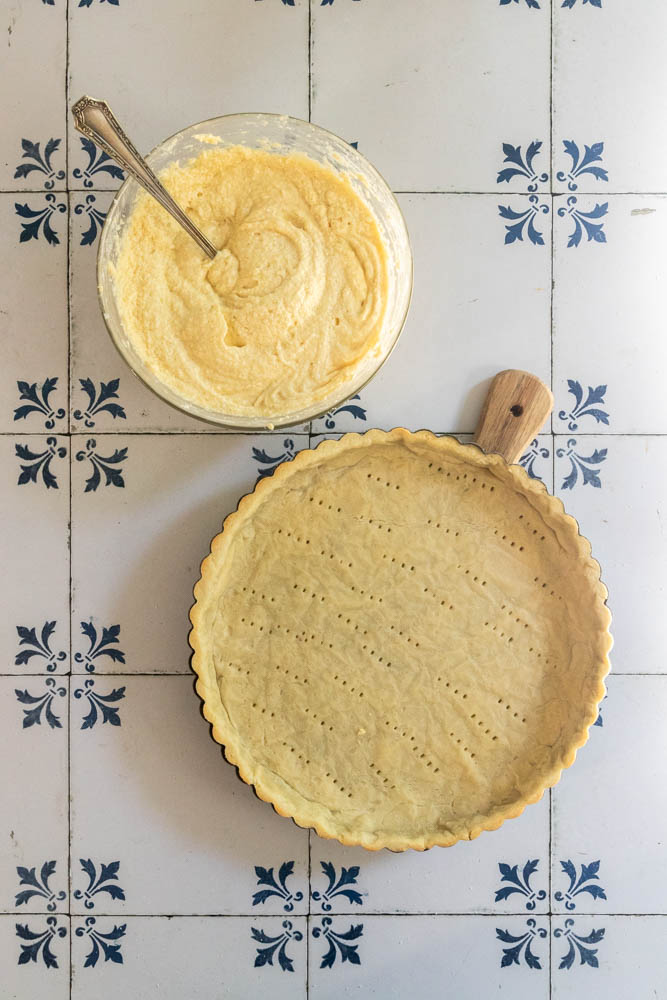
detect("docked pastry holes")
[195,431,611,850]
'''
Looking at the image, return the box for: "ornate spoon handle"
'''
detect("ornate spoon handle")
[71,95,217,260]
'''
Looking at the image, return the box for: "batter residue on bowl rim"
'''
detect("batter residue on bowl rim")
[114,145,389,420]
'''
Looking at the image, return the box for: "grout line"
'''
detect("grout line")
[308,0,313,124]
[306,827,312,997]
[4,187,667,196]
[65,0,73,992]
[550,0,555,199]
[551,0,557,485]
[0,186,667,198]
[28,910,660,918]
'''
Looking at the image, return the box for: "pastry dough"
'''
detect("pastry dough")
[190,430,611,851]
[114,146,388,419]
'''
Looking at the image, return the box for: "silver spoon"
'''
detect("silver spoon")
[71,95,218,260]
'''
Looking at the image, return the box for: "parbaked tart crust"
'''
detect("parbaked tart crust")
[190,429,612,851]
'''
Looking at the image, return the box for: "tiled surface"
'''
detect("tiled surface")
[3,1,667,998]
[70,676,308,915]
[67,0,309,189]
[70,917,308,999]
[313,193,552,434]
[312,0,551,193]
[70,433,308,673]
[552,0,667,194]
[1,194,68,436]
[553,196,667,433]
[552,676,667,914]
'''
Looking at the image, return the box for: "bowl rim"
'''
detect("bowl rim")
[96,110,414,431]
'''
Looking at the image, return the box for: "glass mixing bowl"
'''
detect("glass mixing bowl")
[97,113,413,430]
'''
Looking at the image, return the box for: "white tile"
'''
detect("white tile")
[309,915,549,999]
[69,194,210,433]
[310,796,549,915]
[1,194,68,435]
[71,916,306,999]
[551,916,667,998]
[0,436,69,676]
[0,914,69,1000]
[70,676,308,915]
[312,0,550,193]
[314,195,552,434]
[68,0,309,189]
[554,436,666,675]
[553,0,667,193]
[553,196,667,433]
[552,676,667,913]
[0,3,66,191]
[0,677,68,914]
[70,433,307,674]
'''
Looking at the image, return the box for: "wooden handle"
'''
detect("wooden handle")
[473,370,553,464]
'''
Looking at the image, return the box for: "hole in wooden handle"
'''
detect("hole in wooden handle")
[473,369,554,464]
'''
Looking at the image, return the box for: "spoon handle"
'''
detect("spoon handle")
[71,96,217,260]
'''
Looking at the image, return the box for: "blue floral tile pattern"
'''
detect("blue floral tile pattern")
[322,394,366,430]
[14,622,66,671]
[76,439,127,491]
[16,918,67,969]
[555,920,605,969]
[252,921,302,972]
[496,919,547,969]
[594,694,607,728]
[15,861,66,911]
[557,439,607,490]
[252,862,304,912]
[561,0,601,8]
[74,195,108,246]
[311,861,364,910]
[558,380,609,430]
[72,137,124,187]
[74,678,126,729]
[518,439,549,480]
[76,917,126,967]
[13,378,65,429]
[78,0,120,9]
[15,196,66,245]
[554,860,607,910]
[500,0,541,8]
[74,622,125,672]
[252,439,296,479]
[73,378,126,427]
[15,679,66,729]
[73,860,125,909]
[558,197,608,248]
[498,196,549,246]
[14,139,65,189]
[557,141,608,191]
[493,860,547,910]
[15,438,67,489]
[313,918,363,968]
[497,142,548,191]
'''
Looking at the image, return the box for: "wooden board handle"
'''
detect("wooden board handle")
[473,370,553,464]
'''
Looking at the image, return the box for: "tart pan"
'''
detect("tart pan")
[189,371,612,851]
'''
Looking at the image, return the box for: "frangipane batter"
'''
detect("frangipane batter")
[190,430,611,852]
[114,146,388,418]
